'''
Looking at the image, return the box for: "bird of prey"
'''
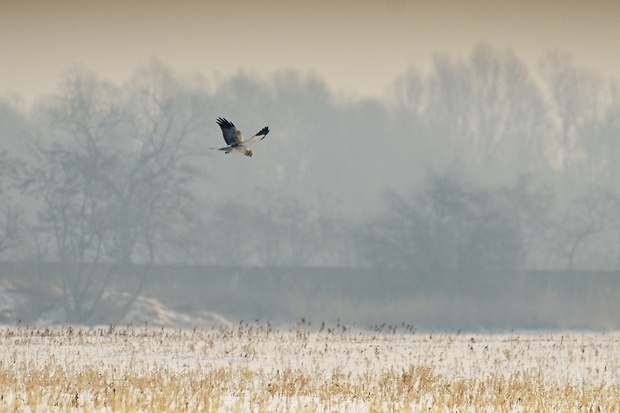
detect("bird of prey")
[212,117,269,157]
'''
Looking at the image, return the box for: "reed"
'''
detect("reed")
[0,324,618,411]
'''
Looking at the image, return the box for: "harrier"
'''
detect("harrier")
[212,117,269,157]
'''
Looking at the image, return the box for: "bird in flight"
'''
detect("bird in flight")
[212,117,269,157]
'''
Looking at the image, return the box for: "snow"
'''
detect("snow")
[1,283,619,411]
[0,283,232,328]
[0,323,618,411]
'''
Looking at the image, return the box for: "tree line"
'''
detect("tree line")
[1,44,619,322]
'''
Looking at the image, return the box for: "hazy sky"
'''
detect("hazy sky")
[2,0,620,104]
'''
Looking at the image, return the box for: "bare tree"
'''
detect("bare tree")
[251,196,332,266]
[26,64,208,323]
[422,43,551,183]
[358,170,524,290]
[494,174,554,269]
[0,151,23,255]
[538,51,620,198]
[543,188,620,270]
[594,88,620,193]
[202,194,358,267]
[0,101,32,257]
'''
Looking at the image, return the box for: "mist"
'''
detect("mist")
[1,44,619,329]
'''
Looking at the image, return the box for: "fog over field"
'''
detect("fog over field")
[0,1,619,328]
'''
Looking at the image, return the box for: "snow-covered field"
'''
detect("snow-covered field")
[0,323,619,412]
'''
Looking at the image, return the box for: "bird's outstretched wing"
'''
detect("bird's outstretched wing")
[243,126,270,146]
[216,117,243,145]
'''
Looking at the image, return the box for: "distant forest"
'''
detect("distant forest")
[1,43,620,322]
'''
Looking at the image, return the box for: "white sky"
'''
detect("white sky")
[1,0,620,105]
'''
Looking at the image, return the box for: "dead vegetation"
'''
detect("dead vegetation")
[0,323,618,411]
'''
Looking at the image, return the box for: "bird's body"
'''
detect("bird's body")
[212,117,269,157]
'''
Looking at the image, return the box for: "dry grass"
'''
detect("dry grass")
[0,323,618,412]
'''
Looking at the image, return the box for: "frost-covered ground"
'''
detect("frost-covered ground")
[0,323,619,412]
